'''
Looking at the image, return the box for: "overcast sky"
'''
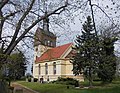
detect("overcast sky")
[25,0,120,74]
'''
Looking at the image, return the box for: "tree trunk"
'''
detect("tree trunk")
[89,68,93,87]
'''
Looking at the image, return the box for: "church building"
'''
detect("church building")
[33,16,84,82]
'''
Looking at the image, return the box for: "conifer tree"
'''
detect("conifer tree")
[7,52,27,80]
[71,16,98,87]
[72,16,118,85]
[98,37,117,83]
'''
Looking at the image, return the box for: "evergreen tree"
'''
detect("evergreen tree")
[6,51,27,84]
[98,37,117,83]
[71,16,118,85]
[71,16,98,87]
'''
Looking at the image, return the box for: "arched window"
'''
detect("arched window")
[48,40,50,46]
[36,47,38,51]
[53,62,56,74]
[45,63,48,75]
[38,64,41,75]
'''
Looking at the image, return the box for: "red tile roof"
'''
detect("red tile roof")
[35,43,72,63]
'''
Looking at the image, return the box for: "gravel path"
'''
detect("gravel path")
[11,83,39,93]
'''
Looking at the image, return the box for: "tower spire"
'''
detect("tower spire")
[43,11,49,32]
[42,0,49,32]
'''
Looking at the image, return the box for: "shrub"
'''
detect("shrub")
[26,73,33,78]
[34,78,38,82]
[20,76,26,80]
[93,75,101,81]
[28,78,31,82]
[93,78,101,81]
[52,77,79,87]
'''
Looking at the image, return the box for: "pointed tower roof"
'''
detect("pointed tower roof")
[34,27,56,46]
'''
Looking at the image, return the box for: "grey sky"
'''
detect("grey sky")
[24,0,120,74]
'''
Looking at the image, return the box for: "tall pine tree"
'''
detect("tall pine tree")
[98,37,117,83]
[72,16,118,85]
[71,16,98,87]
[7,52,27,80]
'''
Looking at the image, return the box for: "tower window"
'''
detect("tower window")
[48,40,50,46]
[36,47,38,51]
[45,63,48,75]
[44,39,47,45]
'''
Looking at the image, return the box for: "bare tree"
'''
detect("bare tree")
[0,0,69,55]
[0,0,119,54]
[99,24,120,38]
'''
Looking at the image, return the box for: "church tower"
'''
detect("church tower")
[34,14,56,59]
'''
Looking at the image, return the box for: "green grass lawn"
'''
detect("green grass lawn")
[17,80,120,93]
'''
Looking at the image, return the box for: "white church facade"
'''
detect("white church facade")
[33,17,84,82]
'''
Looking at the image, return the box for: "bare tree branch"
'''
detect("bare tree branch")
[0,10,4,40]
[4,10,21,19]
[0,10,21,38]
[0,0,9,9]
[92,4,114,24]
[88,0,97,36]
[21,39,34,50]
[4,2,68,55]
[92,4,120,37]
[5,0,36,54]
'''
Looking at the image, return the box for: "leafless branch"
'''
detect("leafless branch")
[92,4,114,24]
[15,3,68,45]
[0,0,9,9]
[21,39,34,50]
[4,10,21,19]
[92,4,120,37]
[5,0,36,54]
[89,0,97,36]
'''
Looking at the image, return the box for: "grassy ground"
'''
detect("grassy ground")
[17,80,120,93]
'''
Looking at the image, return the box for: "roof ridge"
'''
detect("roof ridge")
[60,43,73,58]
[35,42,73,63]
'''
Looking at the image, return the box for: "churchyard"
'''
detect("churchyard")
[14,78,120,93]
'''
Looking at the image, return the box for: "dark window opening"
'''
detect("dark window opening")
[53,62,56,74]
[45,63,48,75]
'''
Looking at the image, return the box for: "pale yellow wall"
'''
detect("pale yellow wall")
[33,63,39,78]
[34,45,52,58]
[33,59,84,82]
[60,59,84,81]
[65,60,73,75]
[33,44,54,80]
[33,43,84,81]
[33,60,62,81]
[60,60,66,75]
[49,63,53,75]
[41,63,45,75]
[60,60,73,76]
[56,60,61,75]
